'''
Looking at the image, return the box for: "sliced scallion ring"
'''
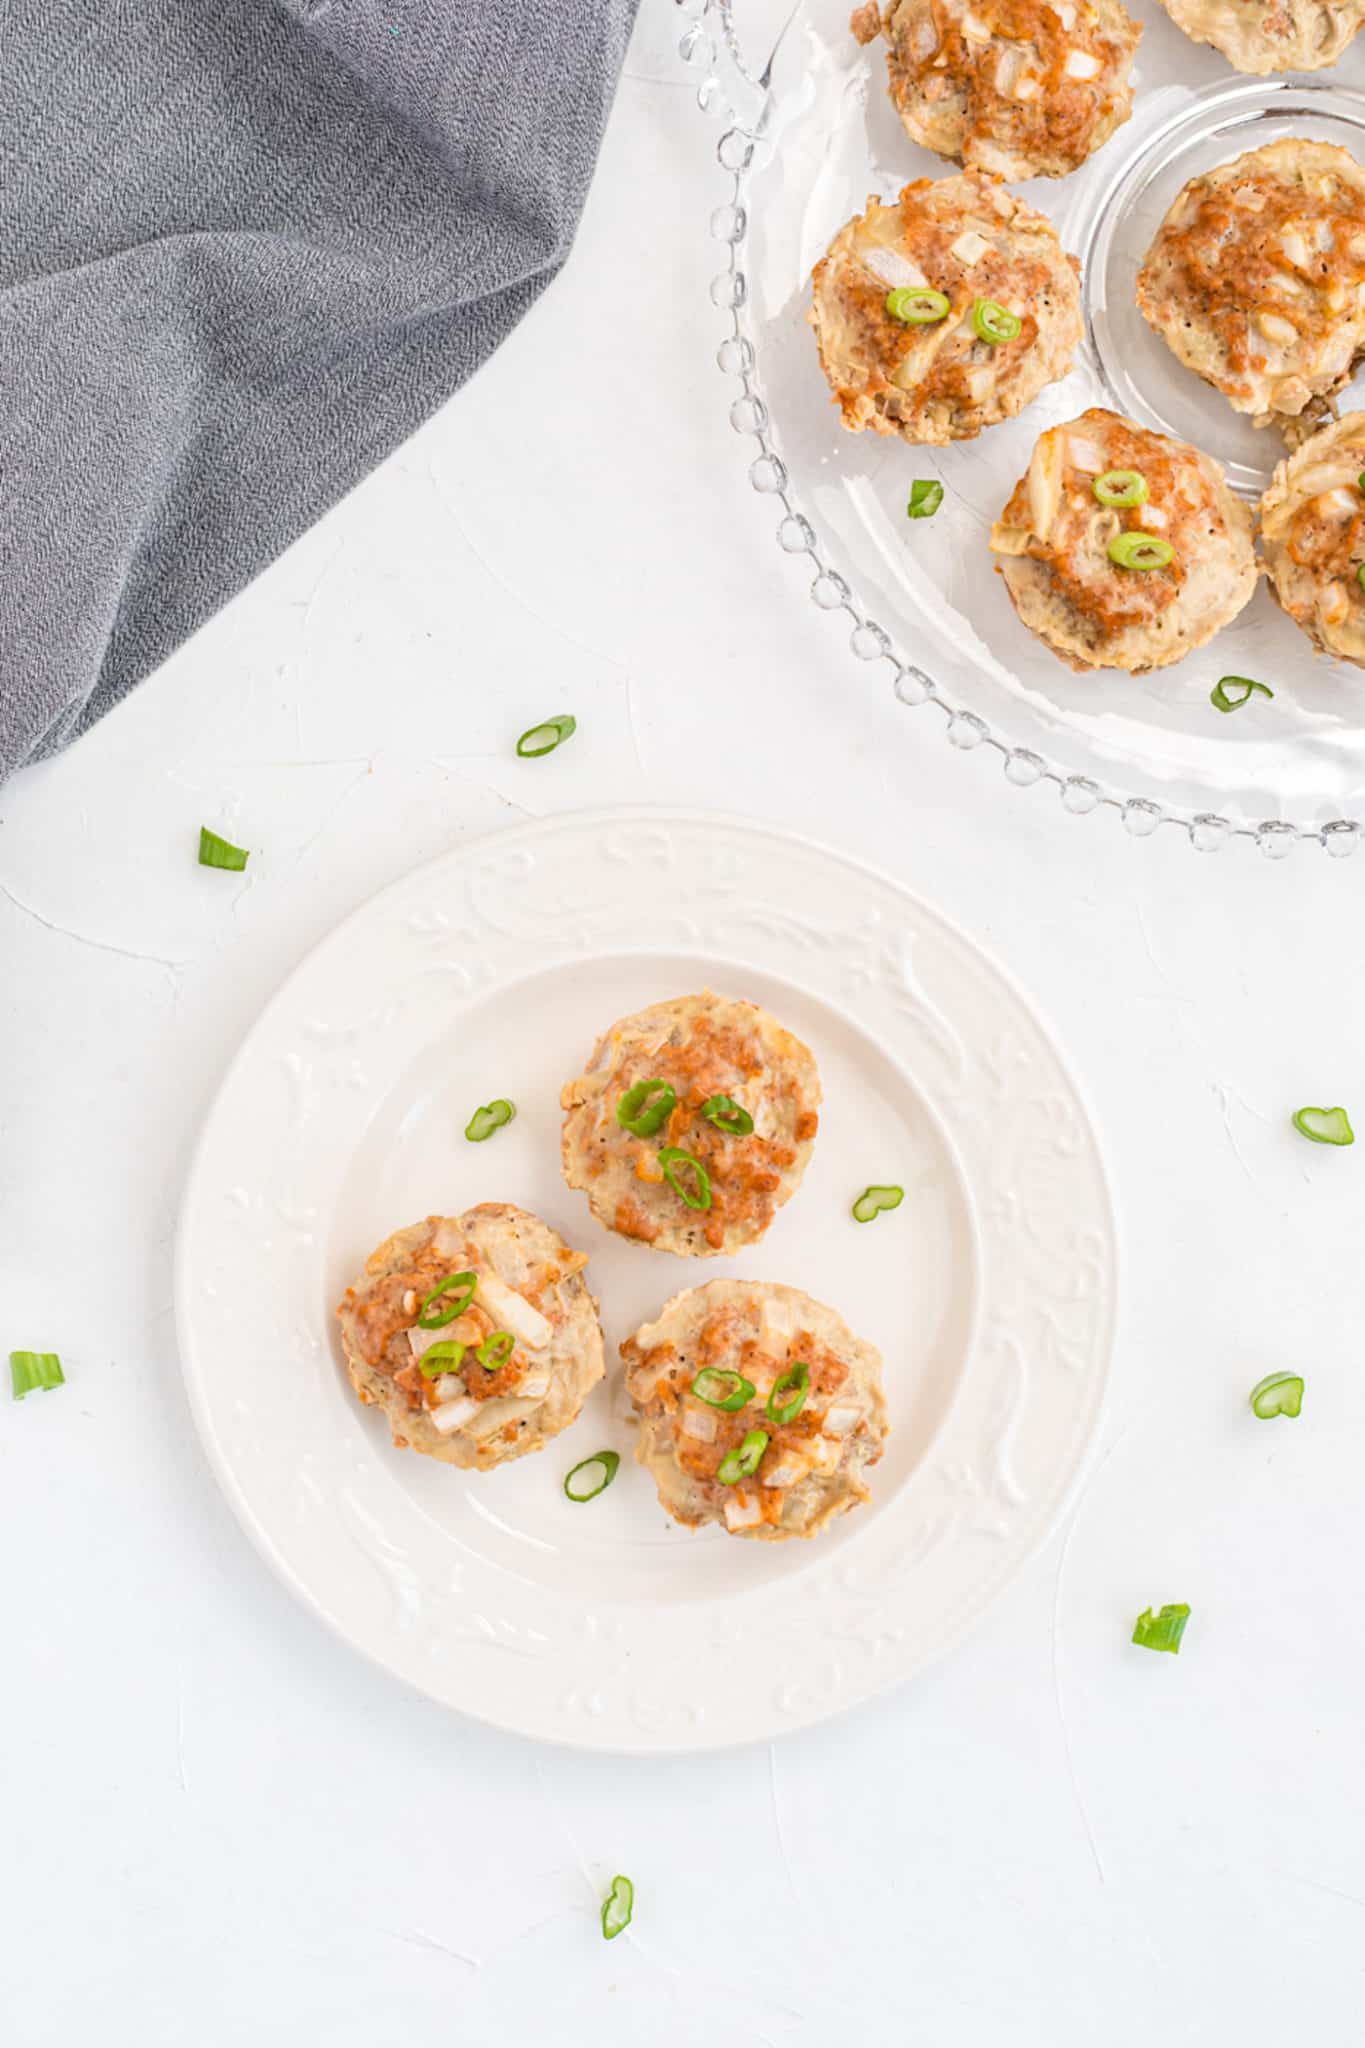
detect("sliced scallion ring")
[416,1271,478,1329]
[1131,1604,1190,1655]
[718,1427,769,1485]
[691,1366,754,1412]
[516,713,576,759]
[659,1146,712,1211]
[10,1350,64,1400]
[1357,563,1365,595]
[1249,1371,1304,1419]
[887,285,951,325]
[1291,1104,1354,1146]
[767,1363,810,1425]
[851,1184,904,1224]
[601,1873,634,1939]
[418,1340,467,1380]
[465,1098,515,1142]
[565,1450,621,1503]
[198,827,249,871]
[475,1330,515,1372]
[616,1078,676,1138]
[700,1092,753,1136]
[971,298,1021,345]
[907,479,944,520]
[1092,469,1147,509]
[1211,675,1273,713]
[1107,531,1173,571]
[1358,471,1365,495]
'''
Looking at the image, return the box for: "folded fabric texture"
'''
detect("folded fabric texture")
[0,0,639,783]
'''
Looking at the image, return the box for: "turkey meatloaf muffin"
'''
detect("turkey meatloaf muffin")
[989,408,1258,671]
[1155,0,1365,73]
[1137,140,1365,436]
[851,0,1141,182]
[809,173,1082,444]
[335,1205,605,1470]
[1260,410,1365,667]
[622,1281,889,1540]
[560,992,820,1257]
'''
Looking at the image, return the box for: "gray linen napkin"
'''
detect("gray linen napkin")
[0,0,639,783]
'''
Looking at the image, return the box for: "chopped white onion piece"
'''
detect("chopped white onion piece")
[950,228,992,267]
[810,1437,842,1475]
[763,1457,807,1490]
[961,11,991,40]
[432,1373,467,1403]
[402,1289,419,1316]
[724,1492,763,1531]
[409,1319,474,1363]
[1055,1,1076,26]
[1279,228,1310,270]
[1141,504,1168,529]
[519,1373,551,1400]
[1063,47,1101,79]
[681,1405,718,1443]
[473,1272,552,1350]
[825,1405,861,1436]
[862,244,929,292]
[759,1295,797,1354]
[1257,310,1298,347]
[1065,434,1106,474]
[966,366,994,403]
[430,1397,479,1435]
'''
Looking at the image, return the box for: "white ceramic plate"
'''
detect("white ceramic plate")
[176,810,1117,1751]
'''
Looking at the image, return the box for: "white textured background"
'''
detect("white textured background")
[3,5,1364,2041]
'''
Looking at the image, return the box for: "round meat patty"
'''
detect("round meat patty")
[560,992,821,1258]
[335,1205,605,1470]
[851,0,1141,182]
[622,1281,889,1541]
[989,407,1258,672]
[1137,140,1365,436]
[1155,0,1365,73]
[1260,411,1365,667]
[809,173,1082,445]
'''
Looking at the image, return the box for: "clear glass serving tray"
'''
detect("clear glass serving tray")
[678,0,1365,855]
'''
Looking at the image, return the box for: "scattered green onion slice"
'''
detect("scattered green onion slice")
[564,1450,621,1503]
[419,1340,467,1380]
[1107,532,1173,571]
[700,1092,753,1136]
[476,1330,515,1372]
[198,827,249,871]
[516,713,577,759]
[767,1363,810,1425]
[717,1427,770,1485]
[886,286,950,325]
[1249,1371,1304,1420]
[465,1098,515,1142]
[601,1874,634,1940]
[1357,564,1365,595]
[1358,472,1365,495]
[1292,1104,1354,1146]
[691,1366,755,1412]
[851,1183,904,1224]
[1211,675,1273,714]
[971,298,1021,345]
[10,1351,64,1400]
[416,1271,478,1329]
[1131,1603,1191,1655]
[1092,468,1148,509]
[907,479,944,520]
[616,1078,677,1138]
[659,1146,712,1211]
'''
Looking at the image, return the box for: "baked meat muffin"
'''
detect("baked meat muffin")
[335,1205,604,1470]
[809,173,1082,444]
[622,1281,889,1541]
[1155,0,1365,74]
[989,408,1258,671]
[560,992,820,1257]
[1260,410,1365,666]
[1137,140,1365,436]
[851,0,1141,182]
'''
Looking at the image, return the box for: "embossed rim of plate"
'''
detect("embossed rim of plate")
[175,807,1118,1752]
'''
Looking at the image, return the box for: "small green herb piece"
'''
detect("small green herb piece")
[601,1874,634,1940]
[1093,469,1148,509]
[1131,1603,1190,1655]
[198,827,249,871]
[767,1363,810,1425]
[700,1092,753,1136]
[564,1451,621,1503]
[516,714,576,759]
[886,286,950,325]
[1292,1105,1354,1146]
[691,1367,755,1412]
[1249,1371,1304,1419]
[659,1146,712,1211]
[1211,675,1273,713]
[1358,564,1365,595]
[907,479,944,520]
[418,1340,467,1380]
[475,1331,515,1372]
[717,1428,770,1484]
[1107,532,1173,571]
[851,1184,904,1224]
[616,1078,677,1139]
[971,298,1021,344]
[417,1271,478,1329]
[465,1098,515,1143]
[10,1351,65,1400]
